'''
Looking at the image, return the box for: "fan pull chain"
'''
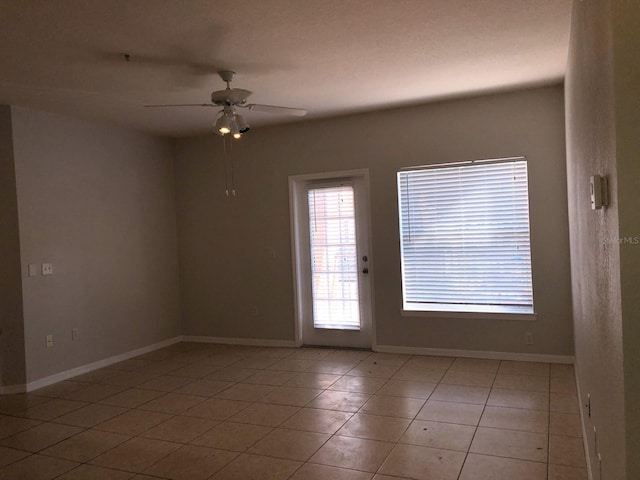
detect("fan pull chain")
[222,135,230,197]
[227,134,236,197]
[230,156,236,197]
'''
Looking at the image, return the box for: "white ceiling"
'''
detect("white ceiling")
[0,0,572,138]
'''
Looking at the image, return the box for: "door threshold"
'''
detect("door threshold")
[301,344,372,351]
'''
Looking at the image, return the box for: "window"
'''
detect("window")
[308,184,360,330]
[397,158,534,316]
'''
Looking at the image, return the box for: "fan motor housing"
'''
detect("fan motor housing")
[211,88,252,106]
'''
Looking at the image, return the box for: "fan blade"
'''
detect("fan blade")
[144,103,216,107]
[244,104,307,116]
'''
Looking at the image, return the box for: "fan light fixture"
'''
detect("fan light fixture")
[215,110,250,139]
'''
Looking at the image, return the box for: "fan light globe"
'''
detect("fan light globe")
[215,114,231,135]
[230,116,242,139]
[235,114,250,134]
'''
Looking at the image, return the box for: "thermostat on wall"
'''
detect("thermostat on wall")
[590,175,608,210]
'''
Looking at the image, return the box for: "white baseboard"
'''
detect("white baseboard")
[182,335,297,348]
[2,338,574,395]
[374,344,575,364]
[0,336,182,395]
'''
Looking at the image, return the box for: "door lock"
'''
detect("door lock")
[362,267,369,274]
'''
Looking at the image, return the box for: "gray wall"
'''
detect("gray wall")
[10,107,181,383]
[175,85,573,356]
[0,106,27,386]
[565,0,639,478]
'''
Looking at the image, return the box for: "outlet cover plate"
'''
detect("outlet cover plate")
[28,264,38,277]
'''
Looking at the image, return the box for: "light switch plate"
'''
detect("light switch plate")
[42,263,53,275]
[28,264,38,277]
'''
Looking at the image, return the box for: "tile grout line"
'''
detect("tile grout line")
[368,353,422,478]
[453,359,499,480]
[262,349,373,480]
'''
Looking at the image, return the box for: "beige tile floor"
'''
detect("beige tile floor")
[0,343,588,480]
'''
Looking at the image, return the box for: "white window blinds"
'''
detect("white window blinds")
[397,159,534,314]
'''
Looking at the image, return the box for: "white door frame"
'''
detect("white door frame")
[289,169,376,348]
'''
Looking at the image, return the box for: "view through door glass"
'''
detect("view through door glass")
[308,184,360,330]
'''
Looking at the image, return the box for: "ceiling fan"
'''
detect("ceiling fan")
[145,71,307,138]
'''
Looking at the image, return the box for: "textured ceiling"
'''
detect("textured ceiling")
[0,0,572,137]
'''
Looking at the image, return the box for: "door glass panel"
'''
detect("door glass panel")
[308,185,360,330]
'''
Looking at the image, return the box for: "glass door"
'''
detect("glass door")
[290,171,373,348]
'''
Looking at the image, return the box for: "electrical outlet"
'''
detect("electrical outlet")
[72,328,79,341]
[42,263,53,275]
[46,334,54,348]
[525,332,534,345]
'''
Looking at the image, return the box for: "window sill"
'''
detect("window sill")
[401,309,538,321]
